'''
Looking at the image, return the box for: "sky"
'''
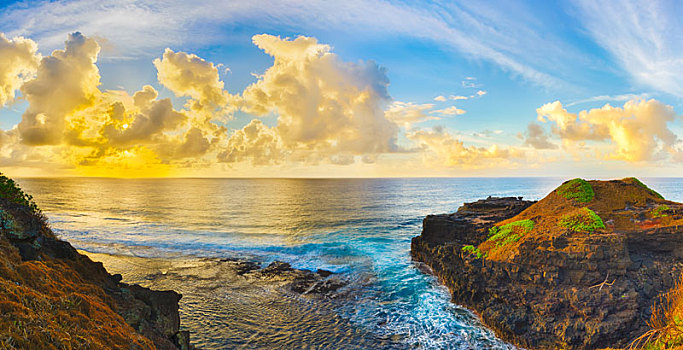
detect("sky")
[0,0,681,178]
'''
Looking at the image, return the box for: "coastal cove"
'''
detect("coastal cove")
[13,177,683,349]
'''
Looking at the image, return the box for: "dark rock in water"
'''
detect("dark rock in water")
[239,260,346,296]
[317,268,333,277]
[411,179,683,349]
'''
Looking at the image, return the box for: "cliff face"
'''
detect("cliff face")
[411,179,683,349]
[0,178,193,349]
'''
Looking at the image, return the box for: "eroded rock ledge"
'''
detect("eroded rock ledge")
[411,179,683,349]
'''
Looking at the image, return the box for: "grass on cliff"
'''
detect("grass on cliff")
[557,178,595,203]
[461,245,486,259]
[0,173,41,215]
[653,205,671,218]
[558,208,605,234]
[487,219,534,247]
[625,177,665,200]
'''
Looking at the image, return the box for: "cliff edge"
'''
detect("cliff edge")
[0,175,194,349]
[411,178,683,349]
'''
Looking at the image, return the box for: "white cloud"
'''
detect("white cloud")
[431,106,466,116]
[572,0,683,96]
[566,93,650,107]
[449,95,468,100]
[433,95,447,102]
[0,33,40,106]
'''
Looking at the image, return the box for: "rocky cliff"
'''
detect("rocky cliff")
[0,175,194,349]
[411,178,683,349]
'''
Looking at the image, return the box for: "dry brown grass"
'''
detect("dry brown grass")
[629,274,683,350]
[0,234,155,349]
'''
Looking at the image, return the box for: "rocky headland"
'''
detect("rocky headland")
[412,178,683,349]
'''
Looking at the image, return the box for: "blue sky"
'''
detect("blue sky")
[0,0,681,177]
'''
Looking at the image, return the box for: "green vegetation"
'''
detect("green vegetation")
[556,178,595,203]
[653,204,671,218]
[487,219,534,247]
[558,208,605,233]
[461,245,486,259]
[0,173,40,214]
[626,177,665,199]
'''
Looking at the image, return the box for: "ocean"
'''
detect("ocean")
[15,177,683,349]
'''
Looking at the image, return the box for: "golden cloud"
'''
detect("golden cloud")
[226,34,398,165]
[406,126,525,169]
[0,34,40,107]
[537,99,678,161]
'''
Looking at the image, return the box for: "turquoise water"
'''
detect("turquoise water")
[15,177,683,349]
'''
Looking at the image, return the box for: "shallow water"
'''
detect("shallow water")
[16,177,683,349]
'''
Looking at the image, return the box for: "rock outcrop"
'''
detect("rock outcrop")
[0,177,194,349]
[412,178,683,349]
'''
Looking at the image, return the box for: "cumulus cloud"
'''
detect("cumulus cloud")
[0,32,409,172]
[18,32,101,145]
[434,95,447,102]
[153,48,236,119]
[523,122,557,149]
[0,32,238,174]
[431,106,466,116]
[232,34,398,165]
[407,126,524,168]
[218,119,283,165]
[450,95,468,100]
[0,33,40,106]
[384,101,437,128]
[537,99,678,161]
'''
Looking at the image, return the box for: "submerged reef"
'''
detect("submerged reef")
[412,178,683,349]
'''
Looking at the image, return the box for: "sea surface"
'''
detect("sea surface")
[15,177,683,349]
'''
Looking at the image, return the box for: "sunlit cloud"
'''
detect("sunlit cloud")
[431,106,466,116]
[233,34,398,165]
[385,101,438,128]
[0,33,40,107]
[406,126,525,169]
[537,99,679,161]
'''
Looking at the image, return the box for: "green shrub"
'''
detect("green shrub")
[558,208,605,233]
[487,219,534,247]
[0,173,41,214]
[556,178,595,203]
[626,177,665,199]
[652,204,670,218]
[461,245,486,259]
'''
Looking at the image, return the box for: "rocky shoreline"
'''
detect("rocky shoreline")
[411,179,683,349]
[0,175,347,349]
